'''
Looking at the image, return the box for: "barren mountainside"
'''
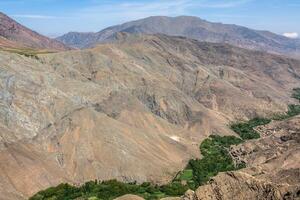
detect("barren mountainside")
[1,33,300,199]
[186,115,300,200]
[0,12,70,50]
[57,16,300,58]
[111,115,300,200]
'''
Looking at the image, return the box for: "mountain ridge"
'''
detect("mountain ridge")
[0,12,71,50]
[56,16,300,58]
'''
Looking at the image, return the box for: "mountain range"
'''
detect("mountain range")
[0,12,299,200]
[57,16,300,58]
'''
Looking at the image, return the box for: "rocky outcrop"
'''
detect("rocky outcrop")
[188,116,300,200]
[193,171,300,200]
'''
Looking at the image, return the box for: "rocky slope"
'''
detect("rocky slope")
[57,16,300,58]
[115,115,300,200]
[191,115,300,200]
[1,33,300,199]
[0,12,70,50]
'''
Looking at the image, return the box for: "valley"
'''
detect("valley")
[29,88,300,200]
[0,10,300,200]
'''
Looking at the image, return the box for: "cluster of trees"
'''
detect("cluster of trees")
[188,135,244,186]
[230,118,271,140]
[30,179,189,200]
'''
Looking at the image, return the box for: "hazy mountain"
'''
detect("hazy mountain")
[1,32,300,199]
[57,16,300,58]
[0,12,70,50]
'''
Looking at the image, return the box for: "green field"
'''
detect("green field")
[176,169,193,181]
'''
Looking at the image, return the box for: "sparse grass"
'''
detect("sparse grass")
[0,47,55,59]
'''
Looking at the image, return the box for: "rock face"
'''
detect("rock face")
[57,16,300,58]
[0,12,70,50]
[1,33,300,199]
[231,116,300,179]
[189,116,300,200]
[193,171,300,200]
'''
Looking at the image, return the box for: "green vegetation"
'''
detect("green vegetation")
[272,89,300,120]
[175,169,193,181]
[230,117,271,140]
[173,169,195,189]
[188,135,243,186]
[29,180,189,200]
[272,104,300,120]
[30,88,300,200]
[292,88,300,102]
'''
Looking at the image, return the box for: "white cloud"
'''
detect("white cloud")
[283,32,299,39]
[12,14,58,19]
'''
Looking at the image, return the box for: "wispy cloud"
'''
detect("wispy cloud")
[10,0,253,22]
[76,0,254,23]
[283,32,298,39]
[12,14,59,19]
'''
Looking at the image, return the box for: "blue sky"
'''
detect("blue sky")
[1,0,299,38]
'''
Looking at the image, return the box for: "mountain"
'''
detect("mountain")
[1,33,300,199]
[0,12,70,50]
[57,16,300,58]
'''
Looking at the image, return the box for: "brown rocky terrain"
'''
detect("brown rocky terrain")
[189,115,300,200]
[0,12,70,51]
[0,33,300,199]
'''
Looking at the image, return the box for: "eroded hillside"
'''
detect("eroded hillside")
[0,33,300,199]
[189,115,300,200]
